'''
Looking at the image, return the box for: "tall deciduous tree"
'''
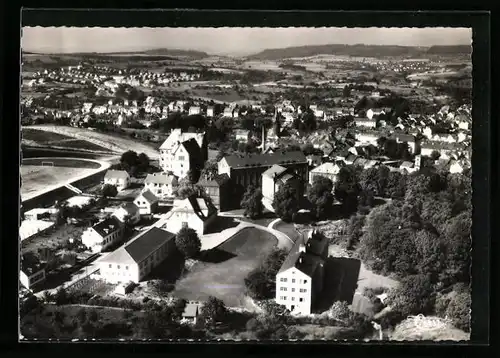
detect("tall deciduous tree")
[307,176,334,219]
[200,296,227,325]
[175,227,201,259]
[272,184,300,222]
[241,185,264,219]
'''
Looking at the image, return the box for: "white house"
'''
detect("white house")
[181,301,203,325]
[206,107,214,117]
[261,165,303,206]
[309,162,345,185]
[159,129,206,176]
[355,117,377,128]
[355,131,380,146]
[112,202,141,225]
[144,172,179,198]
[103,170,131,192]
[134,190,159,215]
[99,227,177,284]
[161,195,218,237]
[188,106,201,116]
[275,231,329,316]
[20,254,46,289]
[234,129,250,142]
[81,216,124,253]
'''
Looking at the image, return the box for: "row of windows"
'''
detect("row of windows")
[280,278,307,284]
[279,287,307,293]
[279,296,304,302]
[109,263,129,270]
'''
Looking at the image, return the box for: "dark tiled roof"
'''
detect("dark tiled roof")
[125,227,176,263]
[278,236,323,277]
[139,189,159,204]
[181,138,201,158]
[93,216,123,237]
[198,173,230,187]
[262,164,287,178]
[223,151,307,169]
[145,172,178,185]
[306,232,329,257]
[121,202,139,215]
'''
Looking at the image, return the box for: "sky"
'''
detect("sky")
[22,27,472,56]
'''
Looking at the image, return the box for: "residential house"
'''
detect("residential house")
[355,117,377,129]
[206,106,214,117]
[112,202,141,225]
[134,190,159,215]
[355,130,380,146]
[261,165,303,208]
[223,107,234,118]
[234,129,250,142]
[159,129,208,173]
[197,174,232,211]
[20,253,46,289]
[188,106,201,116]
[103,170,131,192]
[391,132,420,154]
[181,301,203,325]
[421,141,462,160]
[99,227,177,284]
[306,154,323,168]
[144,172,179,198]
[218,151,308,204]
[24,208,59,221]
[81,216,124,253]
[309,161,345,185]
[162,195,218,237]
[275,230,329,315]
[399,161,418,174]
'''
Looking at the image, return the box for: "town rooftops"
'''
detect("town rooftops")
[137,189,159,204]
[421,141,464,151]
[354,117,377,123]
[223,151,307,169]
[311,161,345,175]
[93,216,123,237]
[102,227,176,265]
[391,132,416,143]
[262,164,288,179]
[144,172,178,186]
[104,170,130,180]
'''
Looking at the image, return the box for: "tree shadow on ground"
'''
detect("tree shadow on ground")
[197,248,236,264]
[146,253,186,283]
[204,217,239,234]
[314,257,361,313]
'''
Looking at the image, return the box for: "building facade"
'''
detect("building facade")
[81,216,124,253]
[103,170,131,191]
[144,172,179,198]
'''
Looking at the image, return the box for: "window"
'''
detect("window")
[178,156,185,161]
[300,288,307,293]
[299,298,304,302]
[117,265,121,269]
[291,297,295,301]
[109,264,112,268]
[182,222,188,228]
[283,296,287,300]
[292,279,295,283]
[125,266,129,270]
[292,288,295,292]
[280,278,288,282]
[303,280,308,284]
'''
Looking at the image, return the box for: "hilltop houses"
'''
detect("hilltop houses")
[275,230,329,316]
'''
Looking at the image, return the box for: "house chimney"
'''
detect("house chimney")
[299,244,306,253]
[299,257,303,264]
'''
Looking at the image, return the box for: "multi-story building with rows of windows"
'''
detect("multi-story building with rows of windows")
[275,230,329,315]
[98,227,176,284]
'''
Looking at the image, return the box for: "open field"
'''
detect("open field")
[20,157,109,201]
[172,227,278,307]
[26,125,159,159]
[23,128,73,143]
[23,128,115,153]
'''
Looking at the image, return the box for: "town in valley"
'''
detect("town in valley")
[19,27,472,341]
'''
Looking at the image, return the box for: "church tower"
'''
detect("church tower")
[273,107,281,138]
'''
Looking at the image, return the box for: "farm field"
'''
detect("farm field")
[172,227,278,308]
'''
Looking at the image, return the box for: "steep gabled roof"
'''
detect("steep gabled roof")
[223,151,307,169]
[311,162,343,175]
[144,172,178,185]
[137,189,159,204]
[92,216,123,237]
[124,227,175,263]
[262,164,287,178]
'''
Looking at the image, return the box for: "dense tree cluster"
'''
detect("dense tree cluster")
[118,150,151,176]
[241,185,264,219]
[272,183,301,222]
[244,248,288,300]
[307,176,335,220]
[175,227,202,259]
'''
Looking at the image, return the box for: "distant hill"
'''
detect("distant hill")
[426,45,472,55]
[140,48,209,59]
[247,44,472,60]
[22,49,210,59]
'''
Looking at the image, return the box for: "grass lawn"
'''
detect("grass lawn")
[22,128,73,143]
[22,157,103,169]
[20,303,144,340]
[171,227,278,307]
[52,139,113,153]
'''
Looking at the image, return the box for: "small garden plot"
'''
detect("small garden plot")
[21,223,87,255]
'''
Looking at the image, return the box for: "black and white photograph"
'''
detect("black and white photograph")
[19,22,473,342]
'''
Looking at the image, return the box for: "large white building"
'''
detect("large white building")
[275,230,329,316]
[99,227,177,284]
[158,129,207,177]
[103,170,131,192]
[309,161,345,185]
